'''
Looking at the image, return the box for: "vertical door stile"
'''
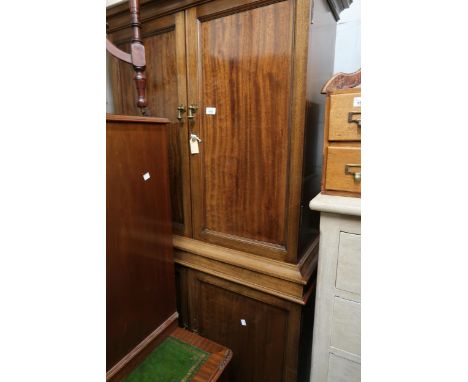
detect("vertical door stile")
[285,0,311,263]
[186,6,204,241]
[175,10,193,238]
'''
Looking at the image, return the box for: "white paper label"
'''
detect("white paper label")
[206,107,217,115]
[143,172,151,181]
[190,139,199,154]
[240,319,247,326]
[353,97,361,107]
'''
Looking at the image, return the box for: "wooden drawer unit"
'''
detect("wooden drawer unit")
[321,71,361,197]
[329,91,361,141]
[325,146,361,194]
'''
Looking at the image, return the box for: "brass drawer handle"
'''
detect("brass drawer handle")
[348,112,361,128]
[345,164,361,183]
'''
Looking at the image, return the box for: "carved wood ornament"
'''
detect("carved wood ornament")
[321,69,361,94]
[106,0,147,114]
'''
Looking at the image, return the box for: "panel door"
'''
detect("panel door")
[188,270,302,382]
[186,0,298,260]
[108,12,192,237]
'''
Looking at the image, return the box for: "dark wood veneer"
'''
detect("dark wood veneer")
[187,0,295,260]
[106,115,177,371]
[108,0,328,262]
[184,269,308,382]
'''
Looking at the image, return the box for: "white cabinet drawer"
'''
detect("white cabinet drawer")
[330,297,361,355]
[327,353,360,382]
[336,232,361,295]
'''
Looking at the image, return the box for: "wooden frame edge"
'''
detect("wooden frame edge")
[106,312,179,381]
[173,235,311,284]
[106,113,170,124]
[285,0,313,263]
[176,257,307,305]
[173,236,320,304]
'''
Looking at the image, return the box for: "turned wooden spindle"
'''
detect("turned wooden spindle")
[129,0,147,110]
[106,0,148,114]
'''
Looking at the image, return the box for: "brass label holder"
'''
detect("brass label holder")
[348,112,361,128]
[345,164,361,183]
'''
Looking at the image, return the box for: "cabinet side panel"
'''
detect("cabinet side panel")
[106,121,177,370]
[299,0,337,255]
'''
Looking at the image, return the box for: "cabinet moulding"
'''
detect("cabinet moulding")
[173,235,318,305]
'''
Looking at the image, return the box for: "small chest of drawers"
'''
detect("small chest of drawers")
[321,74,361,197]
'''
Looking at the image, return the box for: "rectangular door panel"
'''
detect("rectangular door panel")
[188,0,294,259]
[193,274,288,382]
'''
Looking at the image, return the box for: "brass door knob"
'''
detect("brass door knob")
[188,104,199,120]
[177,105,186,121]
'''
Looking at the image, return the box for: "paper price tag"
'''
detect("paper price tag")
[206,107,217,115]
[190,139,200,154]
[143,172,151,181]
[353,97,361,107]
[240,319,247,326]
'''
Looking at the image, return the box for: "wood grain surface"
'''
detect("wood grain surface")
[106,117,177,371]
[108,0,325,262]
[189,0,293,256]
[187,270,304,382]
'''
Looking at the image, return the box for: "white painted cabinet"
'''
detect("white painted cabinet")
[309,193,361,382]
